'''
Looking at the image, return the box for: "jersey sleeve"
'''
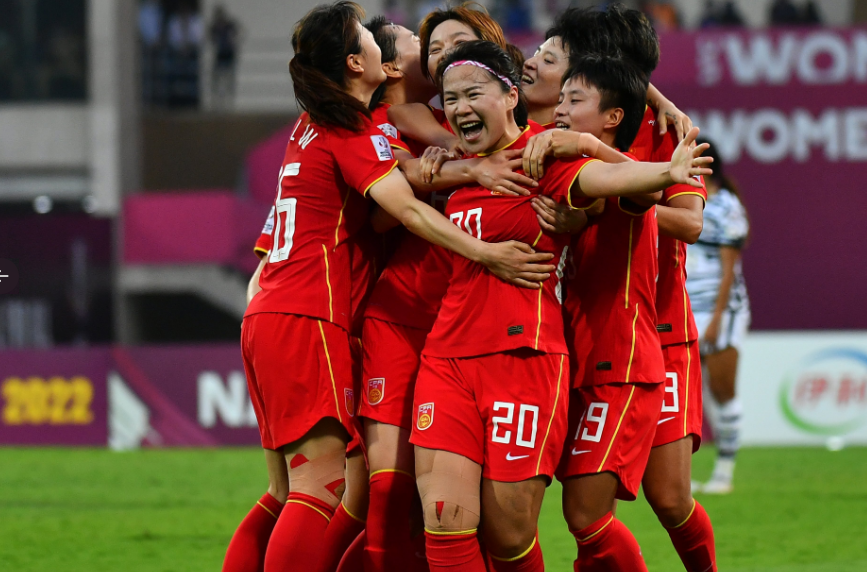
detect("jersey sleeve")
[541,156,601,209]
[663,178,707,205]
[333,124,399,196]
[718,193,749,248]
[253,206,275,259]
[653,130,708,206]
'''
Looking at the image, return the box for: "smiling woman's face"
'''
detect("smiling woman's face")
[522,36,568,112]
[442,64,517,155]
[427,20,477,82]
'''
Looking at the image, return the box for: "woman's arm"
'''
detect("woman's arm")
[704,246,740,346]
[656,194,704,244]
[647,83,693,141]
[403,149,538,195]
[367,170,555,288]
[246,256,266,306]
[387,103,458,150]
[522,130,631,180]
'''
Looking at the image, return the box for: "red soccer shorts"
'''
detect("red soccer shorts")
[557,382,664,500]
[653,340,703,451]
[359,318,428,431]
[241,312,358,450]
[410,349,569,483]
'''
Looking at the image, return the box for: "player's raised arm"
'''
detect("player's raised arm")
[657,194,704,244]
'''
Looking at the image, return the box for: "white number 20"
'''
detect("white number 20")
[270,163,299,263]
[449,207,482,239]
[492,401,539,448]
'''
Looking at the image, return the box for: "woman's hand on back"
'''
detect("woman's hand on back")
[477,241,556,289]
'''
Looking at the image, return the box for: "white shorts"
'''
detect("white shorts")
[693,307,750,355]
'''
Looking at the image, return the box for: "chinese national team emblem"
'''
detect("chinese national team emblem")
[344,389,355,417]
[417,402,434,431]
[367,378,385,405]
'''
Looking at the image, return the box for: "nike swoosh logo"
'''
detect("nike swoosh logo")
[506,453,530,461]
[658,416,676,425]
[571,449,592,456]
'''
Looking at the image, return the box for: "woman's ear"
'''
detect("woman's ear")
[382,61,403,79]
[605,107,625,131]
[506,85,519,110]
[346,52,365,75]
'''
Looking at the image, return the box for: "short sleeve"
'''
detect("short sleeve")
[373,117,411,154]
[541,156,600,209]
[254,206,275,258]
[333,123,399,196]
[664,179,707,206]
[718,192,749,247]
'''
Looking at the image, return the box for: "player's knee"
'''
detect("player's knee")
[267,481,289,503]
[484,522,536,559]
[286,450,346,510]
[649,491,694,528]
[423,499,481,533]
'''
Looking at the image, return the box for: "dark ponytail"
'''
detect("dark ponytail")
[290,1,372,131]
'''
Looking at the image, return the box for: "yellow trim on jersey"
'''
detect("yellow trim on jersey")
[671,500,697,529]
[624,304,639,383]
[391,142,411,153]
[566,160,602,209]
[682,282,692,437]
[532,230,543,247]
[321,245,334,323]
[370,468,414,479]
[335,192,350,249]
[425,528,478,536]
[363,161,399,197]
[597,384,636,472]
[341,502,365,524]
[624,219,634,309]
[477,126,530,157]
[490,537,537,562]
[534,288,543,350]
[665,190,706,206]
[286,499,332,522]
[254,246,268,259]
[257,500,279,520]
[536,355,565,475]
[576,515,615,542]
[318,321,342,423]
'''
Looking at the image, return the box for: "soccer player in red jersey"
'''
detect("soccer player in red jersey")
[230,3,559,572]
[522,56,710,571]
[411,41,709,572]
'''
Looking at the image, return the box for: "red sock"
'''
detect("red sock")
[425,530,487,571]
[222,493,284,572]
[365,470,417,571]
[412,532,430,572]
[488,534,544,572]
[264,493,336,572]
[666,501,716,572]
[336,530,366,572]
[571,512,647,572]
[317,502,366,572]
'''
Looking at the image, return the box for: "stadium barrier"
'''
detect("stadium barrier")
[2,333,866,449]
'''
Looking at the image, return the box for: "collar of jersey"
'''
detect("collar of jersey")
[476,125,531,157]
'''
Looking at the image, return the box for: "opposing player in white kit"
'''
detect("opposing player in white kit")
[686,138,750,495]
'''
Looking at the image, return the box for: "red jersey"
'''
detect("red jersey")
[565,155,665,387]
[631,107,707,346]
[423,122,595,359]
[364,106,454,331]
[245,112,398,331]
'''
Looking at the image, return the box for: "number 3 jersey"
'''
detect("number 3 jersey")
[245,111,399,332]
[422,122,598,359]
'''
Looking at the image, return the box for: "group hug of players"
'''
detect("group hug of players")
[224,2,720,571]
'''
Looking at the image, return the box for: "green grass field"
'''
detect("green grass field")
[1,446,865,571]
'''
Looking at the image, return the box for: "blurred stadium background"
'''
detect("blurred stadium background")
[1,0,866,570]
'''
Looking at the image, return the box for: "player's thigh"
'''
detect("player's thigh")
[416,446,482,533]
[705,347,739,402]
[265,448,290,502]
[480,476,547,557]
[561,472,619,532]
[342,445,370,520]
[283,417,349,504]
[365,418,415,475]
[643,436,694,527]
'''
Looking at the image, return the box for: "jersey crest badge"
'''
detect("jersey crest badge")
[370,135,394,161]
[367,378,385,405]
[377,123,398,139]
[417,402,434,431]
[344,388,355,417]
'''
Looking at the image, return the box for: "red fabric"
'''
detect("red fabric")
[411,350,569,482]
[335,530,365,572]
[653,341,703,450]
[241,313,356,450]
[364,471,418,571]
[488,536,544,572]
[413,532,430,572]
[565,194,665,389]
[571,513,648,572]
[667,501,717,572]
[245,111,398,331]
[424,122,588,359]
[425,531,487,571]
[359,318,428,430]
[264,493,336,572]
[222,493,283,572]
[557,382,664,500]
[318,503,366,572]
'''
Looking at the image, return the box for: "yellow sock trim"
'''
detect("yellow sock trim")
[670,499,697,529]
[257,501,279,520]
[340,502,365,524]
[490,536,537,562]
[370,468,414,479]
[575,515,615,543]
[424,528,478,536]
[286,500,332,523]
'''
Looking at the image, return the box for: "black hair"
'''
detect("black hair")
[563,54,649,151]
[546,3,659,78]
[365,15,398,110]
[436,40,528,127]
[697,135,745,202]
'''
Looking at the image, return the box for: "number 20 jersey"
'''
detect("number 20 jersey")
[245,112,398,332]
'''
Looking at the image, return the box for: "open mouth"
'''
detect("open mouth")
[459,120,484,142]
[555,121,570,130]
[521,74,534,85]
